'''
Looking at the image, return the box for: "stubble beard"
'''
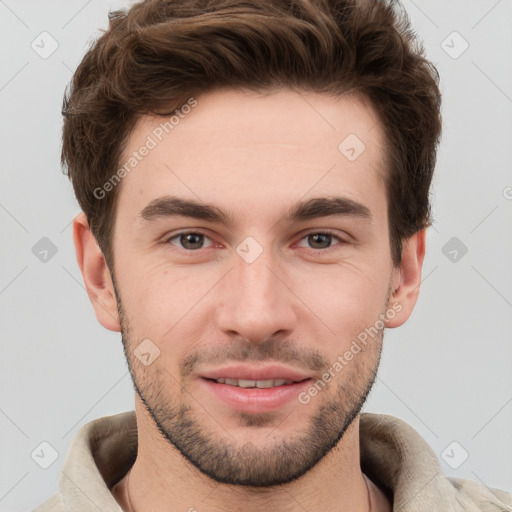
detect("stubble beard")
[114,280,386,487]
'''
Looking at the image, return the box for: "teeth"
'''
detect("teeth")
[238,379,256,388]
[256,379,274,388]
[214,378,293,388]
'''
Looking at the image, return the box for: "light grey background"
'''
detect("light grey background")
[1,1,511,510]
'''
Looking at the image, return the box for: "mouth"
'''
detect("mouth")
[206,377,300,388]
[197,365,314,413]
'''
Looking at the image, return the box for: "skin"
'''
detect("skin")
[74,88,425,512]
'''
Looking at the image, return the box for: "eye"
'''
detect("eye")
[297,231,343,250]
[167,231,214,251]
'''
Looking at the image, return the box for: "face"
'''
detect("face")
[107,89,403,486]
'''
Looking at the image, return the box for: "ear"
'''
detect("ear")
[386,229,426,328]
[73,212,121,332]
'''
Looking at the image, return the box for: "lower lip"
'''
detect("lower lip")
[200,378,312,413]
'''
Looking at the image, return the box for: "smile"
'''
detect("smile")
[211,378,296,388]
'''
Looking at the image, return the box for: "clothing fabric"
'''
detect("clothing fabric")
[34,411,512,511]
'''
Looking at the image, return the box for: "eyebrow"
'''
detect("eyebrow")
[138,195,372,226]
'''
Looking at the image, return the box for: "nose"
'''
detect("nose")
[215,244,298,344]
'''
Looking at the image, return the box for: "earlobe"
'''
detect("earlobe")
[386,229,426,328]
[73,212,121,332]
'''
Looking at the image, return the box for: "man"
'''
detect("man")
[35,0,511,510]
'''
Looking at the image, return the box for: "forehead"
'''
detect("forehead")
[116,88,387,224]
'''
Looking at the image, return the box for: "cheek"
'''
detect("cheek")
[292,261,390,343]
[117,260,220,341]
[117,245,392,350]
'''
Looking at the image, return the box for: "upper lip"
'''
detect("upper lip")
[199,364,313,382]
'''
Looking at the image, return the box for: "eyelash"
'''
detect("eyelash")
[165,230,345,252]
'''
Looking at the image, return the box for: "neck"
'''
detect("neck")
[114,397,384,512]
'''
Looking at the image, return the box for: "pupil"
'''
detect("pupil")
[179,233,331,250]
[182,233,203,249]
[310,233,330,249]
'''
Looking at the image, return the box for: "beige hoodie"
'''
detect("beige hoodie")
[34,411,512,511]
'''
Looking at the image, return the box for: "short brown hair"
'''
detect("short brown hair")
[62,0,442,267]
